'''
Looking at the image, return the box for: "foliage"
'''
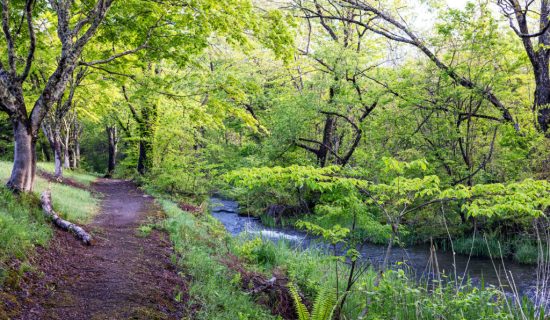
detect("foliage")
[158,199,276,319]
[289,283,336,320]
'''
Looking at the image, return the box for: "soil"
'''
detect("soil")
[12,179,188,320]
[37,170,90,191]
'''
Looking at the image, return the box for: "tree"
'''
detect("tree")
[292,0,381,167]
[41,68,87,179]
[121,84,157,175]
[498,0,550,134]
[0,0,115,191]
[302,0,520,131]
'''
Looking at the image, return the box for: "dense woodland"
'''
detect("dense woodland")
[0,0,550,319]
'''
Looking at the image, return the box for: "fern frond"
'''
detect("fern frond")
[311,286,337,320]
[289,282,311,320]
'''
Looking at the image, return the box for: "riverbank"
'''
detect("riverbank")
[207,197,548,319]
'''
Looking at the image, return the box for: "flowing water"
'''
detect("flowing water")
[210,197,545,303]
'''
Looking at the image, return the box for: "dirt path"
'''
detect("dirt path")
[18,179,187,320]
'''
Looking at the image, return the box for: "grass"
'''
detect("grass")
[161,198,532,319]
[37,162,99,187]
[512,239,548,265]
[233,235,539,319]
[0,161,99,288]
[0,188,52,264]
[452,234,512,259]
[0,161,99,223]
[158,199,277,320]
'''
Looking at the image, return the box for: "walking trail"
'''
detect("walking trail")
[19,179,187,320]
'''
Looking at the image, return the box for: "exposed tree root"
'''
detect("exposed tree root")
[40,190,92,245]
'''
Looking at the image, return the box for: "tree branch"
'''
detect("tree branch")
[18,0,36,82]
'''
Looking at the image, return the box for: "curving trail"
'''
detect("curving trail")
[19,179,186,320]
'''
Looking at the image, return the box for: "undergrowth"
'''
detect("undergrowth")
[0,161,99,223]
[158,199,276,320]
[0,161,99,291]
[234,236,539,319]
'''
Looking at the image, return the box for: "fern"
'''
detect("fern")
[289,283,337,320]
[311,286,336,320]
[289,282,311,320]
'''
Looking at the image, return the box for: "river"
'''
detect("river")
[210,197,546,304]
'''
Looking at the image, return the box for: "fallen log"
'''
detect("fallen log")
[40,189,93,245]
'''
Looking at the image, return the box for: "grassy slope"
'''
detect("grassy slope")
[158,200,276,320]
[0,161,99,281]
[36,162,98,187]
[156,197,529,319]
[0,161,99,223]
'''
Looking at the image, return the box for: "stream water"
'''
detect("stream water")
[210,197,545,303]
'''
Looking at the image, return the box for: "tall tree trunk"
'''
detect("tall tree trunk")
[74,139,80,168]
[69,149,75,169]
[136,104,157,175]
[41,139,51,162]
[318,114,336,167]
[137,135,154,175]
[42,123,64,179]
[7,119,36,192]
[63,130,70,169]
[106,126,117,177]
[534,63,550,134]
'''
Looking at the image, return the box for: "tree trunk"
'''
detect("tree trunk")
[106,126,117,177]
[63,132,70,169]
[136,104,157,175]
[51,128,63,179]
[69,149,75,169]
[7,119,36,192]
[74,139,80,168]
[137,139,150,175]
[41,190,92,245]
[318,114,336,167]
[534,64,550,134]
[41,139,51,162]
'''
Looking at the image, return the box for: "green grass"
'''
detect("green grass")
[36,162,99,187]
[452,234,511,259]
[0,188,52,264]
[512,240,549,265]
[233,235,538,319]
[0,161,99,223]
[158,199,276,320]
[0,161,99,286]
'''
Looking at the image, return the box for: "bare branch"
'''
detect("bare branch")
[1,0,16,73]
[19,0,36,82]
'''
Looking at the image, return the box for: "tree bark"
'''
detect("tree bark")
[106,126,117,177]
[318,114,336,167]
[41,190,92,245]
[74,139,80,168]
[534,64,550,133]
[63,122,71,169]
[43,123,64,180]
[7,119,36,192]
[136,104,156,175]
